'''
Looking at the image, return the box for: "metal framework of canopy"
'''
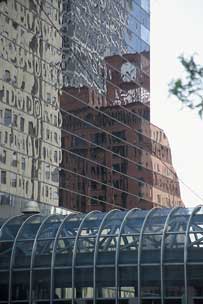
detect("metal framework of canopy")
[0,207,203,304]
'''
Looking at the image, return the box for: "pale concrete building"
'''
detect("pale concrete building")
[0,0,62,207]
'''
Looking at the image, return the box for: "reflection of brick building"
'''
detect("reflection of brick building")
[60,54,183,211]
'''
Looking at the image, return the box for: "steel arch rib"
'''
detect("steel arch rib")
[160,207,181,304]
[137,208,158,304]
[184,205,202,304]
[8,214,38,304]
[50,213,78,303]
[0,215,24,302]
[93,209,119,304]
[72,210,100,304]
[0,215,22,236]
[28,214,61,304]
[115,208,139,304]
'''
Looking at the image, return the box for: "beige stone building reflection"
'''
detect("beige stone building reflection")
[0,0,62,206]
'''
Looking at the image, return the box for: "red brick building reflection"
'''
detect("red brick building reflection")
[60,53,183,212]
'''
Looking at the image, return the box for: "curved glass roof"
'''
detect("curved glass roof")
[0,207,203,303]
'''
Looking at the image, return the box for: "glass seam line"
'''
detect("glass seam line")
[0,29,151,122]
[137,207,158,304]
[1,0,152,116]
[115,208,139,304]
[0,122,179,200]
[0,73,167,162]
[71,210,100,304]
[0,4,150,77]
[50,213,78,304]
[3,3,198,201]
[28,214,60,304]
[0,144,172,209]
[0,118,174,188]
[8,214,38,304]
[93,209,119,304]
[160,206,181,304]
[32,1,152,99]
[0,140,178,208]
[184,205,203,304]
[31,0,150,49]
[0,16,150,100]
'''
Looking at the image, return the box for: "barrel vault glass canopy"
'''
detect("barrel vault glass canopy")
[0,207,203,304]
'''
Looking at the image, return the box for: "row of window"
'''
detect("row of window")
[1,2,60,48]
[0,170,28,190]
[0,168,59,200]
[0,149,26,170]
[0,128,27,154]
[0,107,61,141]
[0,81,60,126]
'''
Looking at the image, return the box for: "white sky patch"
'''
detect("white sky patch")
[151,0,203,207]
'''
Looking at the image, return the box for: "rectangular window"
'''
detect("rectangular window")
[141,24,150,44]
[112,130,126,143]
[13,114,18,127]
[54,115,57,126]
[141,0,150,13]
[138,133,143,142]
[45,186,49,197]
[28,121,35,136]
[93,132,106,145]
[4,131,8,144]
[51,168,59,183]
[112,146,126,156]
[11,173,17,187]
[0,149,6,163]
[75,137,85,147]
[91,196,98,205]
[54,151,58,162]
[113,180,120,189]
[9,133,13,145]
[3,70,11,82]
[112,163,120,172]
[20,117,25,132]
[21,157,26,170]
[47,93,51,103]
[46,128,50,140]
[45,164,50,180]
[53,190,59,200]
[0,109,3,122]
[91,181,97,190]
[4,109,12,126]
[137,163,142,171]
[12,152,17,167]
[54,132,58,144]
[1,170,6,184]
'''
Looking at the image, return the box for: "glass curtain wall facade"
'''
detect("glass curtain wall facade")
[62,0,150,94]
[0,206,203,303]
[60,0,182,211]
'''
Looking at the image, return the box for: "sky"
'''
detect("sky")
[151,0,203,207]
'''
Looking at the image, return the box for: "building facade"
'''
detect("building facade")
[60,55,182,211]
[60,0,183,211]
[0,0,183,213]
[0,0,62,208]
[62,0,150,93]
